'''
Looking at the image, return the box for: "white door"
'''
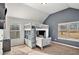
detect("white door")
[10,24,24,46]
[0,29,3,55]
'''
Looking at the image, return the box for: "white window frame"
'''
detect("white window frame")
[10,24,20,39]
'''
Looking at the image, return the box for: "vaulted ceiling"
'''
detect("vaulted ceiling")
[26,3,79,14]
[6,3,79,24]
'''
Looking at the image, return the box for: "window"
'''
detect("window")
[69,23,77,31]
[10,25,19,30]
[58,22,79,40]
[59,25,67,32]
[77,23,79,31]
[10,24,20,39]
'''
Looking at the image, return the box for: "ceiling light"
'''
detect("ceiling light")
[41,3,47,4]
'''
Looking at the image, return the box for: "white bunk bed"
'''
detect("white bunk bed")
[24,23,51,49]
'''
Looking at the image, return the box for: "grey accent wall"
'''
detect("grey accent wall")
[43,8,79,40]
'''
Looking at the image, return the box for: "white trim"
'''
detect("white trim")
[52,41,79,49]
[58,21,79,25]
[58,37,79,42]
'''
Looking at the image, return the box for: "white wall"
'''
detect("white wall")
[6,3,49,23]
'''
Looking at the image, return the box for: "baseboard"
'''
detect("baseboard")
[52,41,79,49]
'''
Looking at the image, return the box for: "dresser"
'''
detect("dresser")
[36,37,51,50]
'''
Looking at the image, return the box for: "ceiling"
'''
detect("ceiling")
[25,3,68,14]
[25,3,79,14]
[6,3,79,24]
